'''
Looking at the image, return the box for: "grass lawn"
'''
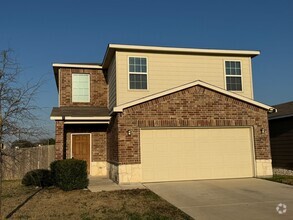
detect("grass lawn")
[265,175,293,186]
[1,180,192,220]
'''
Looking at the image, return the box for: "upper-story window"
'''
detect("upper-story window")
[129,57,147,90]
[72,73,90,102]
[225,61,242,91]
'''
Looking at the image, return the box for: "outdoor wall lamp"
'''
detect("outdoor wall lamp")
[127,130,132,136]
[260,128,265,134]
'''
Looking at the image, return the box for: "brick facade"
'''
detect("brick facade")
[110,85,271,165]
[107,114,119,164]
[55,121,64,160]
[59,68,107,107]
[54,67,108,164]
[54,68,272,179]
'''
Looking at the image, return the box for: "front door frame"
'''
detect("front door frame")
[71,133,92,174]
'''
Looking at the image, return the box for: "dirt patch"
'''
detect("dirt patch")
[1,181,192,219]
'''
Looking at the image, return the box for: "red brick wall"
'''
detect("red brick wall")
[113,85,271,165]
[55,121,64,160]
[92,132,107,161]
[107,114,119,164]
[59,68,107,107]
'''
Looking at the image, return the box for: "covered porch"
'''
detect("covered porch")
[50,106,111,176]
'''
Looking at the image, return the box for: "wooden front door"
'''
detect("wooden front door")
[72,134,90,173]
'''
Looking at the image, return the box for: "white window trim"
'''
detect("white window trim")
[72,73,91,103]
[128,56,148,90]
[224,60,243,92]
[71,133,92,174]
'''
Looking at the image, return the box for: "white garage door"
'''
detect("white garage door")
[140,127,255,182]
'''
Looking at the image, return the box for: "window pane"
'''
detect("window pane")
[130,81,135,89]
[129,73,147,89]
[134,58,140,64]
[225,61,241,76]
[235,68,241,75]
[141,74,147,81]
[236,62,240,68]
[141,58,146,65]
[129,57,134,65]
[141,81,147,89]
[129,57,147,73]
[129,57,148,89]
[141,65,147,72]
[141,75,147,89]
[134,65,140,72]
[226,76,242,91]
[72,74,90,102]
[129,65,134,72]
[232,62,236,68]
[130,74,135,81]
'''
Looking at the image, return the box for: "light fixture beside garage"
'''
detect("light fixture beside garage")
[127,130,132,136]
[260,128,265,134]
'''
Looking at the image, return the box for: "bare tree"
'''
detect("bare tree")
[0,49,43,217]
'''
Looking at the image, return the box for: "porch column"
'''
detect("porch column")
[55,121,65,160]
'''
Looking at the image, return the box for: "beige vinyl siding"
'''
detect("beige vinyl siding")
[116,51,253,106]
[108,55,117,110]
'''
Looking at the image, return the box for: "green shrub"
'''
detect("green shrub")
[50,159,89,191]
[22,169,53,187]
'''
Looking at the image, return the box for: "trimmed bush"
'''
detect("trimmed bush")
[22,169,53,187]
[50,159,89,191]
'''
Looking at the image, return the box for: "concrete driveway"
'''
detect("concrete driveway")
[144,178,293,220]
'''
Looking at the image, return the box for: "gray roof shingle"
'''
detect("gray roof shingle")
[269,101,293,120]
[50,106,109,117]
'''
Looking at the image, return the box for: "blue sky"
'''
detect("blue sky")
[1,0,292,138]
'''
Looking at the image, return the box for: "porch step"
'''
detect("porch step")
[88,176,145,192]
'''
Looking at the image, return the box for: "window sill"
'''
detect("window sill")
[127,89,149,92]
[227,90,244,93]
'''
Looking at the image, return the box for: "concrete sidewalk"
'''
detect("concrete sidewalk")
[88,176,145,192]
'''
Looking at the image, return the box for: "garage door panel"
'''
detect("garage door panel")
[141,128,254,182]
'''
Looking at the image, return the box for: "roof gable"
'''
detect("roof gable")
[113,80,275,113]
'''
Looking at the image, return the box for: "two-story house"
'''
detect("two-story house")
[51,44,275,183]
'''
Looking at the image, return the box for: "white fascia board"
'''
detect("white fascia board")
[50,116,63,120]
[113,81,275,112]
[64,116,111,120]
[52,63,103,69]
[50,116,111,121]
[64,121,110,124]
[108,44,260,57]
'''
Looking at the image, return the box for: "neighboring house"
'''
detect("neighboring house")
[269,101,293,169]
[50,44,276,183]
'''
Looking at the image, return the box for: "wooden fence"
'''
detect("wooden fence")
[1,145,55,180]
